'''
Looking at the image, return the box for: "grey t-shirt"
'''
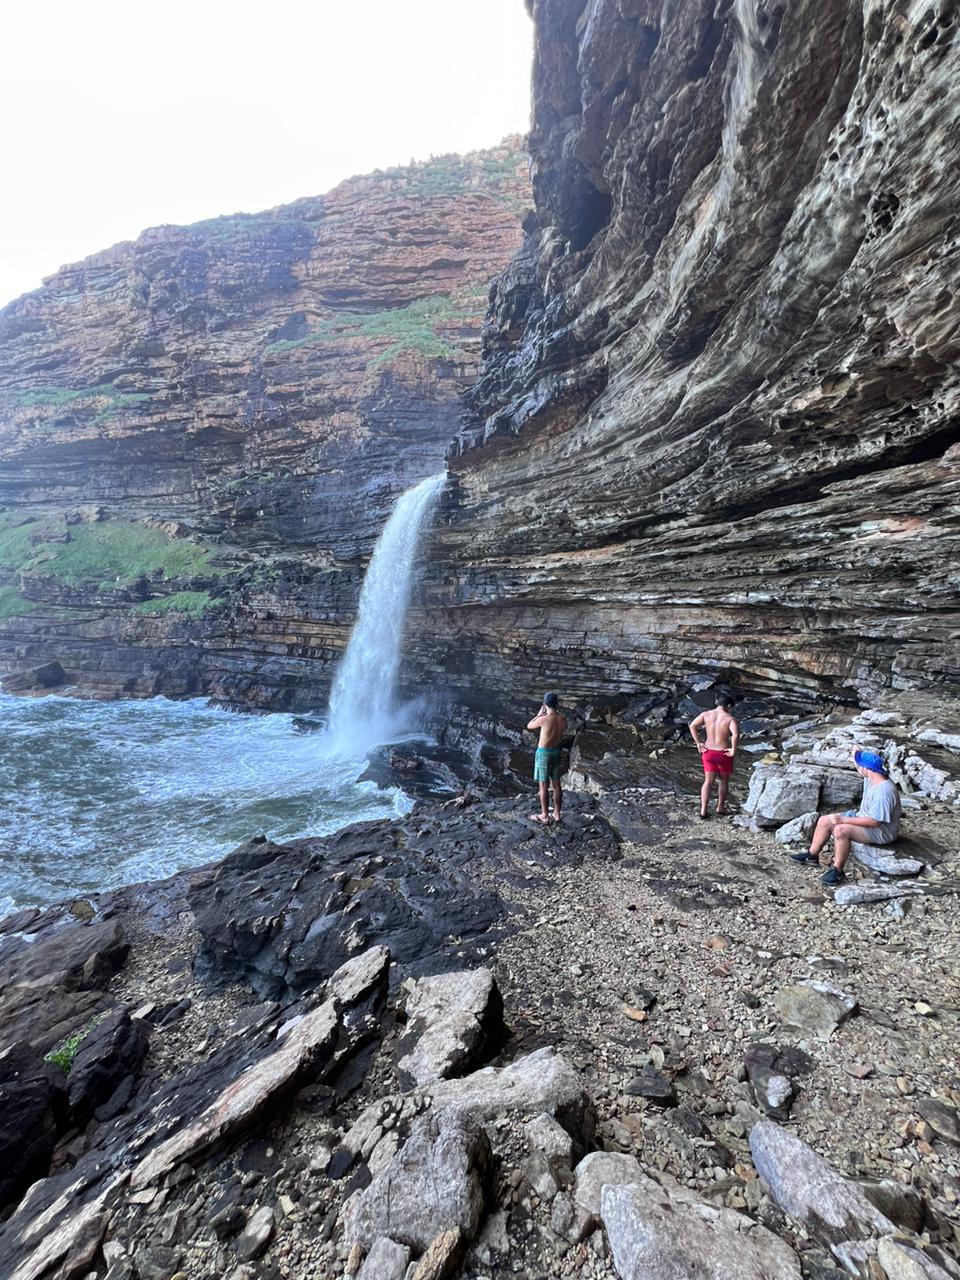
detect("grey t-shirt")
[858,778,901,843]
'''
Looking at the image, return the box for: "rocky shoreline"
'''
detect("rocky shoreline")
[2,700,959,1279]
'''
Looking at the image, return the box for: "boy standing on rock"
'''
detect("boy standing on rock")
[528,692,567,824]
[792,748,901,885]
[689,692,739,819]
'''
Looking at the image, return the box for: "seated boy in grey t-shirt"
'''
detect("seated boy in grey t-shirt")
[852,774,901,845]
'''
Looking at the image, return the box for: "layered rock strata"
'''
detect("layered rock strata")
[422,0,960,713]
[0,142,528,705]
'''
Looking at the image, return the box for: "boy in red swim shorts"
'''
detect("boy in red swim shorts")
[688,691,739,819]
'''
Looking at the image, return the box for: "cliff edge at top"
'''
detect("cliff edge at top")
[420,0,960,713]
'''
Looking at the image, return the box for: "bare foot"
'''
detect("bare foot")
[551,811,562,823]
[530,814,550,824]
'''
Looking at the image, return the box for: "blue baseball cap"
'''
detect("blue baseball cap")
[854,749,888,776]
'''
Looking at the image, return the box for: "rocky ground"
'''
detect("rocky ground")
[2,703,959,1280]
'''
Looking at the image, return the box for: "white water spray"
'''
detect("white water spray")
[326,472,445,754]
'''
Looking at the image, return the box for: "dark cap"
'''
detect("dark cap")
[543,691,559,709]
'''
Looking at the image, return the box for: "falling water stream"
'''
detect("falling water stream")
[326,471,446,755]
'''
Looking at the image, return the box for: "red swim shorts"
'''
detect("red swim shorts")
[702,749,734,777]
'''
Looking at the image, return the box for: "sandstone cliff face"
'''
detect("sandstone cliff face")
[0,142,529,705]
[420,0,960,713]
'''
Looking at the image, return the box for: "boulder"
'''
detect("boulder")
[525,1111,575,1166]
[341,1111,489,1252]
[834,882,928,906]
[67,1009,149,1125]
[600,1178,802,1279]
[328,945,390,1008]
[917,1099,960,1146]
[573,1151,645,1218]
[742,766,821,829]
[774,812,819,845]
[234,1205,275,1261]
[397,968,504,1086]
[743,1044,813,1120]
[0,1044,61,1210]
[357,1236,410,1280]
[773,981,857,1039]
[750,1120,895,1269]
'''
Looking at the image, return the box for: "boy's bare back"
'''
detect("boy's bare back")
[699,707,737,750]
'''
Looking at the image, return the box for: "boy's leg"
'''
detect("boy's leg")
[700,771,715,817]
[551,777,562,821]
[717,775,730,813]
[531,780,550,822]
[808,813,841,858]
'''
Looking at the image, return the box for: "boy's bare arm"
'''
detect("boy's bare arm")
[527,708,547,731]
[727,717,740,756]
[688,712,705,751]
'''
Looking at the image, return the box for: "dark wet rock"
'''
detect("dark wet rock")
[623,1068,676,1106]
[744,1044,814,1120]
[192,798,619,1000]
[0,1043,62,1210]
[0,918,128,1058]
[917,1099,960,1147]
[2,660,66,691]
[67,1009,149,1126]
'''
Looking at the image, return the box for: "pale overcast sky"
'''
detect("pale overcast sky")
[0,0,533,307]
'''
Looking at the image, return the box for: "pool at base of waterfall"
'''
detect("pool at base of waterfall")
[0,693,413,915]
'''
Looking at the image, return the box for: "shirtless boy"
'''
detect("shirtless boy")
[527,692,567,824]
[688,692,739,819]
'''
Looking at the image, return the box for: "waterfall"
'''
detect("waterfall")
[326,472,445,754]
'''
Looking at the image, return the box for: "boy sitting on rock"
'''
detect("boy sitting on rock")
[792,748,902,885]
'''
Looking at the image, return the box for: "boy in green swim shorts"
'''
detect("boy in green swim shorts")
[527,692,567,824]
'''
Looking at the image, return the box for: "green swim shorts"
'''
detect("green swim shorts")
[534,746,563,783]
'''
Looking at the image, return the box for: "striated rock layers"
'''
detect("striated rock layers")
[0,142,528,705]
[415,0,960,714]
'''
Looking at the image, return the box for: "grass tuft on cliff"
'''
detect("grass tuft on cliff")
[0,517,219,590]
[0,586,37,619]
[135,590,216,618]
[3,385,151,426]
[265,294,467,364]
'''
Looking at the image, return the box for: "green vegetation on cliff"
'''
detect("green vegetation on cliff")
[0,586,37,619]
[0,517,218,590]
[265,294,467,364]
[3,384,151,425]
[135,590,216,618]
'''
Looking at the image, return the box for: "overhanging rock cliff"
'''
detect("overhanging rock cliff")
[415,0,960,714]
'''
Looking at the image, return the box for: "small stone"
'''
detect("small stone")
[915,1001,935,1017]
[234,1206,275,1262]
[622,1005,647,1023]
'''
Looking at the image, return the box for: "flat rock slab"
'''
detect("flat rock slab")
[917,1099,960,1146]
[743,766,821,828]
[774,980,857,1039]
[600,1178,802,1279]
[834,882,929,906]
[131,999,338,1189]
[850,842,924,877]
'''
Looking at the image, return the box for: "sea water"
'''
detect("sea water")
[0,693,412,914]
